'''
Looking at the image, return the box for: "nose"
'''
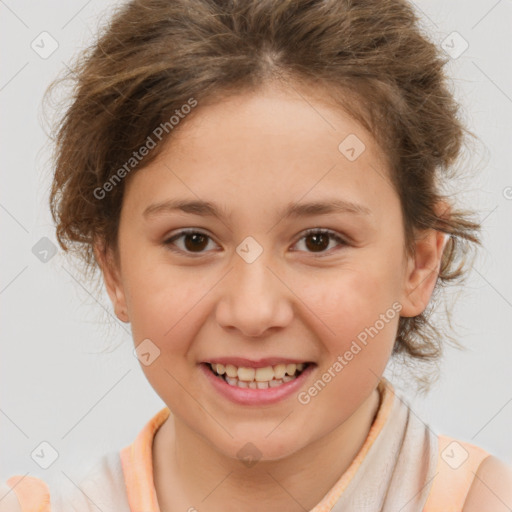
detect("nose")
[214,252,294,338]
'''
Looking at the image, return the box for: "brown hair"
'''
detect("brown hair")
[45,0,481,393]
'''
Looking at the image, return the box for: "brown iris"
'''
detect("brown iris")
[183,232,209,252]
[304,232,329,252]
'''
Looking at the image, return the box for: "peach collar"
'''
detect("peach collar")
[120,378,394,512]
[120,406,170,511]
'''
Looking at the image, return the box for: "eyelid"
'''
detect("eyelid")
[290,228,348,256]
[164,228,219,256]
[163,227,349,256]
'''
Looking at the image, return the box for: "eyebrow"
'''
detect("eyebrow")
[143,198,371,221]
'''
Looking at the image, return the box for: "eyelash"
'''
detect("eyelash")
[163,228,348,257]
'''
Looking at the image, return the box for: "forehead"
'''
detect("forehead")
[123,81,395,220]
[164,81,384,165]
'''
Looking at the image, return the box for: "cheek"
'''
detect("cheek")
[124,261,208,406]
[294,261,401,359]
[295,268,400,421]
[123,254,215,354]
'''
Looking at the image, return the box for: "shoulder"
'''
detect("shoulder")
[1,450,129,512]
[0,481,21,512]
[0,476,49,512]
[462,455,512,512]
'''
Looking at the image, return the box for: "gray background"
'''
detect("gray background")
[1,0,511,491]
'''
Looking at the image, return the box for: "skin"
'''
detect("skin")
[462,455,512,511]
[96,79,450,512]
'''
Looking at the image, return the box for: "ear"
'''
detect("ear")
[93,239,130,323]
[399,202,451,318]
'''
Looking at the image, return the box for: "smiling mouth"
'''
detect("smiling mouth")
[206,362,312,389]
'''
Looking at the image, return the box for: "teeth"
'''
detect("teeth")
[273,364,286,379]
[286,363,297,376]
[209,361,310,389]
[255,366,274,381]
[211,362,307,381]
[238,367,255,381]
[225,364,238,378]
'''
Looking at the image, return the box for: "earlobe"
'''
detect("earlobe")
[93,240,130,323]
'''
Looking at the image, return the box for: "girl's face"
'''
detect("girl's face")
[100,81,442,461]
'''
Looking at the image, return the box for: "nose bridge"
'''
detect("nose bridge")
[215,236,293,337]
[235,245,275,301]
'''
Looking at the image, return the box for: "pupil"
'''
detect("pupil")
[184,233,207,252]
[306,233,328,252]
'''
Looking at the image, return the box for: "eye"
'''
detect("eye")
[292,228,348,255]
[163,229,218,256]
[163,228,348,257]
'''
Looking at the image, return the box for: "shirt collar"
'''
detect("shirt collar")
[120,378,393,512]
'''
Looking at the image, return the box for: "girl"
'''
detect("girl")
[2,0,511,510]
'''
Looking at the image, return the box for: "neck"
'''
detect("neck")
[153,386,381,512]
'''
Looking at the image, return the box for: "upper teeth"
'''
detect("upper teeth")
[211,363,306,382]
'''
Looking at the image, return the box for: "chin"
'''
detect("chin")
[216,433,305,465]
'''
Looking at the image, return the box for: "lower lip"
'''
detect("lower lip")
[199,363,316,406]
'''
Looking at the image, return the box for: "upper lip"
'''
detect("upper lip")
[203,357,313,368]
